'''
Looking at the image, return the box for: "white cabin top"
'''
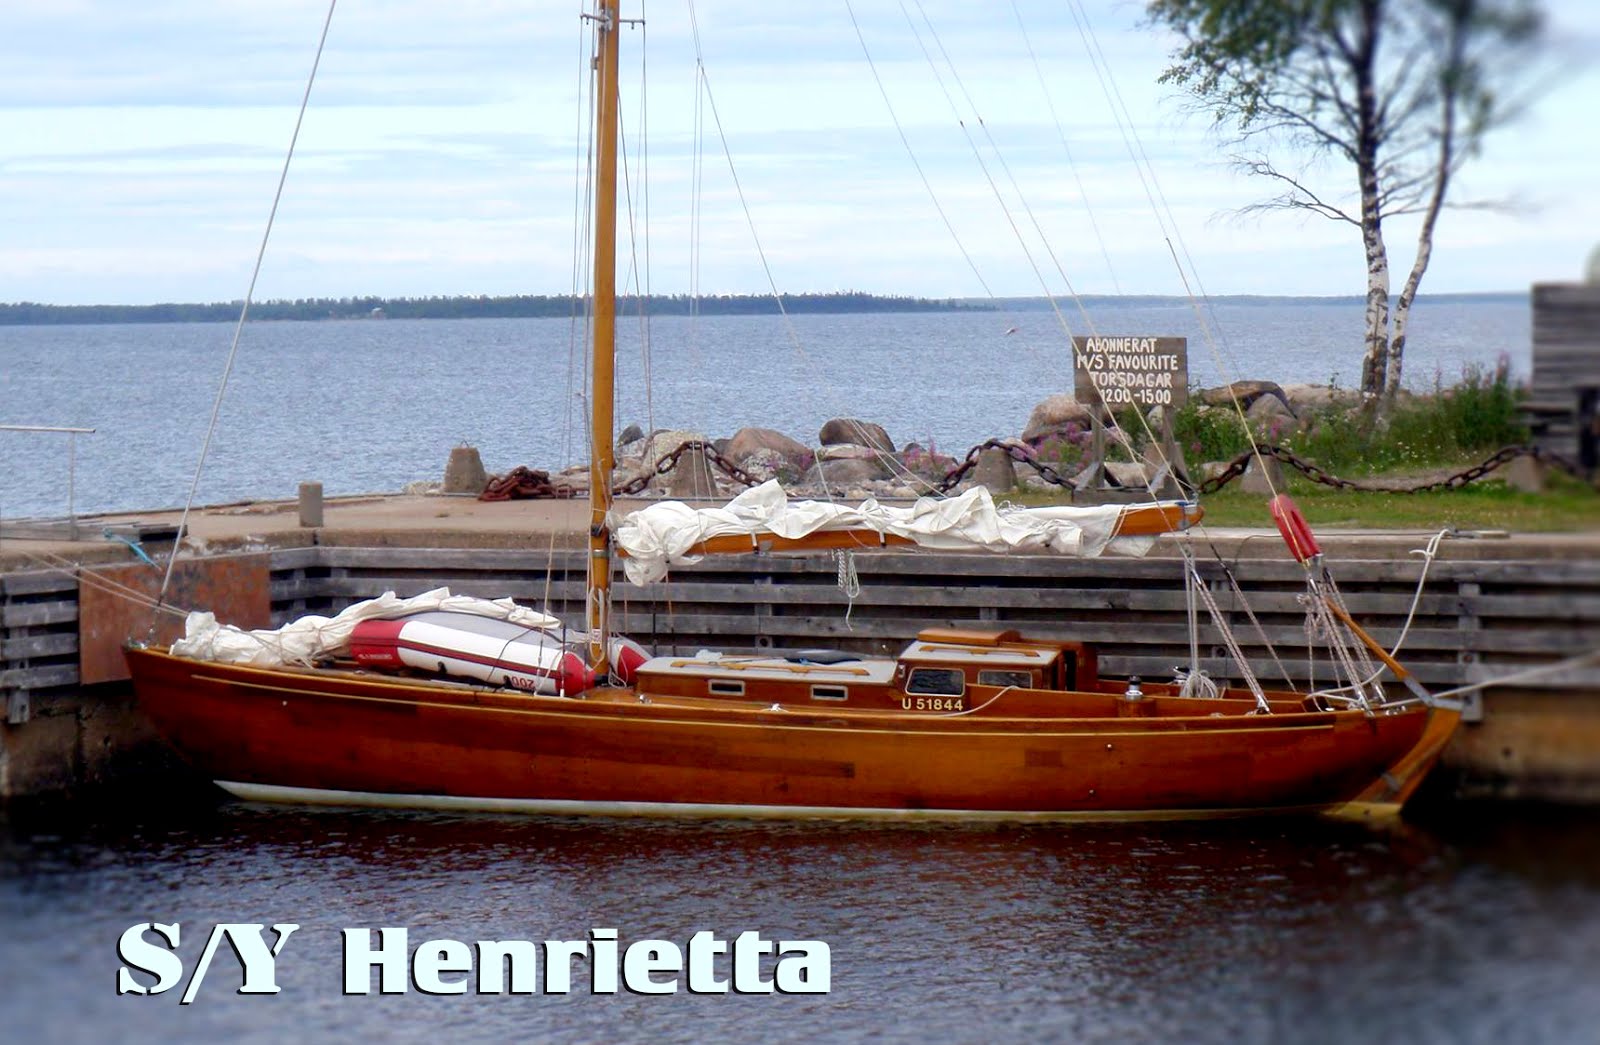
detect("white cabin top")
[897,642,1061,670]
[636,652,897,686]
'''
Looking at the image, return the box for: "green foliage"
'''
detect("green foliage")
[1289,363,1526,474]
[1180,363,1528,477]
[1174,399,1255,463]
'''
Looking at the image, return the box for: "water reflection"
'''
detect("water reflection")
[2,798,1596,1044]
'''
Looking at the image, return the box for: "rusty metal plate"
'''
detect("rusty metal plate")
[80,554,272,685]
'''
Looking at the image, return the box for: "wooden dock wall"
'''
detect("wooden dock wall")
[1530,282,1600,465]
[4,543,1599,802]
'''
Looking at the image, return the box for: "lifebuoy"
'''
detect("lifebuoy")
[1269,494,1321,564]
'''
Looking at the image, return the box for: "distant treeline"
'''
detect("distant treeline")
[992,291,1525,310]
[0,292,987,326]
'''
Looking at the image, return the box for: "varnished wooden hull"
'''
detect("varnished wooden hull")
[125,648,1457,819]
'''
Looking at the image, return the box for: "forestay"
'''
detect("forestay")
[613,479,1158,585]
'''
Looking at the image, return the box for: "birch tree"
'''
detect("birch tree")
[1146,0,1543,407]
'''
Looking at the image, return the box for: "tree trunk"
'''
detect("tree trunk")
[1386,5,1465,407]
[1359,196,1391,402]
[1353,0,1390,406]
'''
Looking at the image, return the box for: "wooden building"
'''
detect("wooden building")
[1529,274,1600,471]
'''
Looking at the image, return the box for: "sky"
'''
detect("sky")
[2,0,1598,305]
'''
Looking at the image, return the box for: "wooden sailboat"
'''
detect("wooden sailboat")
[124,1,1461,821]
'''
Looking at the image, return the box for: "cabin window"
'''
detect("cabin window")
[708,680,745,697]
[977,669,1032,689]
[905,668,965,696]
[810,685,848,702]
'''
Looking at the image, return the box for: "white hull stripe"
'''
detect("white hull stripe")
[215,780,1395,823]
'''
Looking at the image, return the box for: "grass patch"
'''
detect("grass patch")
[1174,361,1529,476]
[1194,474,1600,532]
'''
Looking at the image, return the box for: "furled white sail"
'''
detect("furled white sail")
[170,587,562,667]
[613,479,1156,585]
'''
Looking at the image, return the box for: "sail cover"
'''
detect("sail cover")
[614,479,1157,585]
[170,587,562,667]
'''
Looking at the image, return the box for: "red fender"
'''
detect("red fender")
[1269,494,1321,565]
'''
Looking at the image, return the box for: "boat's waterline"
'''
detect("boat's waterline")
[215,780,1400,824]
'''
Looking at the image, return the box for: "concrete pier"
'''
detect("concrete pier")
[3,493,1598,804]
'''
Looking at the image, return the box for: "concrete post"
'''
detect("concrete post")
[298,482,324,528]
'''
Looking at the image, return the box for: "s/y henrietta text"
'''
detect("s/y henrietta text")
[345,927,830,995]
[116,923,830,1000]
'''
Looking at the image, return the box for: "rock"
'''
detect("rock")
[816,443,887,462]
[1103,461,1151,488]
[900,446,957,480]
[617,422,644,445]
[1280,383,1359,415]
[664,447,720,498]
[972,447,1018,494]
[801,457,891,487]
[1238,454,1286,495]
[726,427,811,471]
[641,428,706,471]
[819,417,895,454]
[732,447,788,483]
[1198,380,1290,413]
[442,445,488,495]
[1022,394,1094,442]
[403,480,442,496]
[1246,392,1298,436]
[1500,453,1545,493]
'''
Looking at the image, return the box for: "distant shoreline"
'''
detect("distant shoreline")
[0,290,1526,326]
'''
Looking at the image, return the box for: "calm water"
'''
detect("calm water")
[2,800,1597,1044]
[0,299,1528,519]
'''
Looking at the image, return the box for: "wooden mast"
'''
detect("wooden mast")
[586,0,622,678]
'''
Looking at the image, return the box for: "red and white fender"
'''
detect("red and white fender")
[351,611,648,695]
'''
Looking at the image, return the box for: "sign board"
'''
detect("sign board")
[1072,336,1188,411]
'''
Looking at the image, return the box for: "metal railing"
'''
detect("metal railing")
[1,424,96,538]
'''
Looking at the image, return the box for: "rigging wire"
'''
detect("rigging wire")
[550,2,601,616]
[1008,0,1123,296]
[684,0,893,503]
[1062,0,1278,498]
[887,1,1184,498]
[154,0,339,621]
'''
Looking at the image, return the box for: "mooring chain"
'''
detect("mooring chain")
[610,435,1087,498]
[612,440,763,496]
[934,437,1079,494]
[1196,444,1591,497]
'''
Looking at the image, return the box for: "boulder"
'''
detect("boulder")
[1246,393,1298,434]
[442,445,488,495]
[732,447,791,483]
[641,428,706,471]
[617,422,644,445]
[1103,461,1151,488]
[1198,380,1290,413]
[815,443,888,462]
[1022,394,1094,442]
[800,457,891,487]
[819,417,895,454]
[900,445,957,481]
[971,447,1018,495]
[664,447,720,498]
[726,426,811,471]
[1280,383,1359,415]
[1238,454,1286,495]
